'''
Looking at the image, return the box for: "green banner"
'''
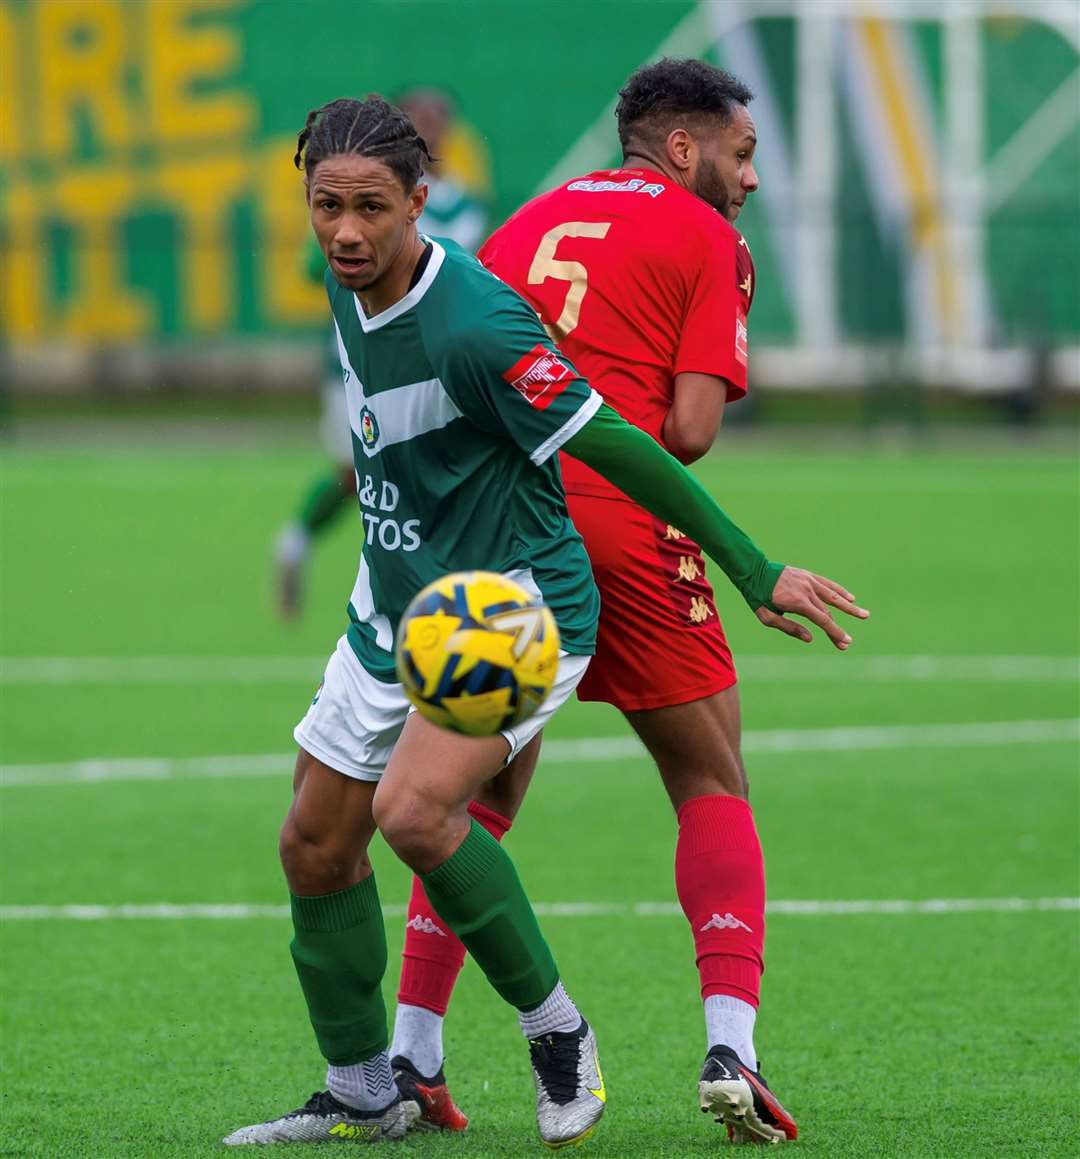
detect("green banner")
[1,0,1076,351]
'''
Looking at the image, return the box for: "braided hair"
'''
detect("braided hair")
[294,96,434,191]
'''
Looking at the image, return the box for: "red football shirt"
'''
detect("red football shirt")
[479,167,755,500]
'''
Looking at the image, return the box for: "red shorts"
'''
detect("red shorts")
[567,493,737,712]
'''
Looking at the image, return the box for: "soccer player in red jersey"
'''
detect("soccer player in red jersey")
[389,59,867,1142]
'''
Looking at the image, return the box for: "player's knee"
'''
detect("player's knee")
[278,815,367,894]
[374,790,453,872]
[659,751,749,806]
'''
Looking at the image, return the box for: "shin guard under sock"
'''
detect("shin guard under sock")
[675,794,765,1007]
[420,819,557,1010]
[397,802,511,1015]
[290,875,389,1065]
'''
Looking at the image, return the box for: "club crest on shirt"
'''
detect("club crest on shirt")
[502,343,575,411]
[359,407,380,448]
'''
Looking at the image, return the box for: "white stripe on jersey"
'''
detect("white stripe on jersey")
[530,389,603,466]
[332,320,463,459]
[348,554,394,652]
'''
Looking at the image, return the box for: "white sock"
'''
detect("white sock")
[518,982,581,1039]
[275,523,310,565]
[704,994,758,1071]
[389,1003,444,1078]
[327,1050,397,1112]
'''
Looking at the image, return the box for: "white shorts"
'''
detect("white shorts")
[293,634,590,782]
[319,380,353,464]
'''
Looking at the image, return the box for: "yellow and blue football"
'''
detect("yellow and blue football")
[395,571,560,737]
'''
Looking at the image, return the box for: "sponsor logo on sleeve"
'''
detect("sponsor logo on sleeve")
[735,312,748,366]
[502,344,576,410]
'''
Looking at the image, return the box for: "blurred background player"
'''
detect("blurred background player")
[396,87,490,251]
[273,237,357,619]
[390,59,818,1143]
[273,87,490,619]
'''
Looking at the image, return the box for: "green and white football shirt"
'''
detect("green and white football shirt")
[326,237,602,683]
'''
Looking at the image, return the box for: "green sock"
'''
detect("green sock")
[421,821,558,1010]
[289,876,388,1065]
[298,472,351,536]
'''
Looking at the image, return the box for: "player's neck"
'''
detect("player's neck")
[355,229,427,318]
[620,152,689,191]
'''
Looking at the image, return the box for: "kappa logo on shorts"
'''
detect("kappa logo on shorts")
[688,596,714,624]
[359,406,380,448]
[502,344,575,410]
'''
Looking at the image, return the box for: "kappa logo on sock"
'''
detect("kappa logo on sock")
[406,914,447,937]
[699,911,754,933]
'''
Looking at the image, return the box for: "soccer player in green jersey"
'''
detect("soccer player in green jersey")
[223,96,866,1149]
[273,89,487,620]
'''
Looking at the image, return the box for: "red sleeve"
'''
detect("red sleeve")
[672,226,747,400]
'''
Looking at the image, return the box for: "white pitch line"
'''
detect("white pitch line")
[0,654,1076,686]
[1,718,1076,788]
[742,655,1079,683]
[740,718,1079,754]
[1,898,1076,922]
[0,656,326,685]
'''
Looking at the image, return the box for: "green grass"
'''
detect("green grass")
[1,436,1078,1156]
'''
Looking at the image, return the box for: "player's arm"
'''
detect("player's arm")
[662,372,728,464]
[564,404,869,648]
[664,223,748,463]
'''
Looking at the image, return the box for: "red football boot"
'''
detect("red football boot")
[698,1044,798,1144]
[391,1055,469,1132]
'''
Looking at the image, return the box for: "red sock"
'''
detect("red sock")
[674,794,765,1007]
[397,801,512,1016]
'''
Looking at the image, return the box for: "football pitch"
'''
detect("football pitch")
[1,432,1077,1157]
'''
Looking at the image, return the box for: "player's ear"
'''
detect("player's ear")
[665,127,694,173]
[407,181,428,225]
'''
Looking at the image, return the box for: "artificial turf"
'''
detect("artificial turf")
[2,436,1077,1156]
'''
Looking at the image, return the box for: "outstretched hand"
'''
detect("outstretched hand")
[755,567,870,651]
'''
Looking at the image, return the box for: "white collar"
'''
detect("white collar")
[352,237,445,333]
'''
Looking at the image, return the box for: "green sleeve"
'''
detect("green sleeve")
[563,404,785,611]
